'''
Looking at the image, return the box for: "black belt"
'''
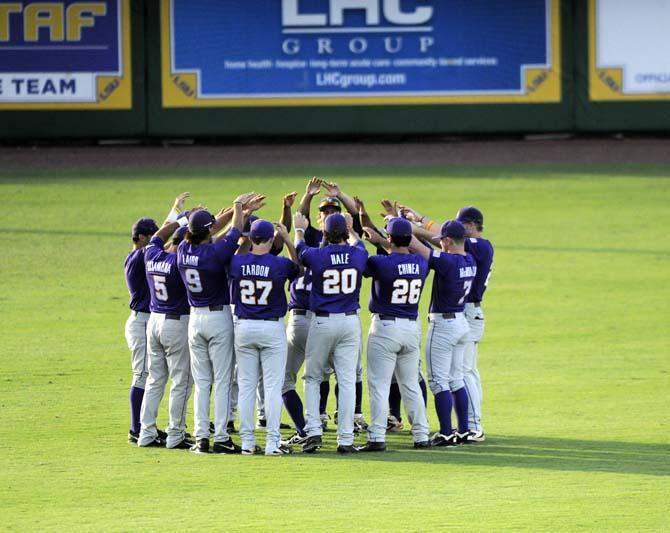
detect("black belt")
[473,302,481,308]
[209,305,224,311]
[292,309,308,316]
[165,314,183,320]
[315,310,357,317]
[431,313,456,320]
[238,317,279,321]
[378,314,417,322]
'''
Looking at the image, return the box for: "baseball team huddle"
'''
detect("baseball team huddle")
[123,178,494,456]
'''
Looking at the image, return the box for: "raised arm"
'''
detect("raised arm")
[275,223,302,272]
[165,191,190,223]
[353,195,380,234]
[323,181,358,216]
[298,177,321,217]
[412,223,440,240]
[363,226,391,253]
[408,235,431,261]
[293,212,308,246]
[273,191,297,252]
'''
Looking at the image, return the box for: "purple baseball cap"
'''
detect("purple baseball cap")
[324,213,347,233]
[242,214,259,236]
[172,225,189,243]
[132,218,158,237]
[456,206,483,225]
[387,217,413,237]
[435,220,466,240]
[249,219,275,241]
[188,209,216,233]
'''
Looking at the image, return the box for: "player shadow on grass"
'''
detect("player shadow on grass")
[310,434,670,477]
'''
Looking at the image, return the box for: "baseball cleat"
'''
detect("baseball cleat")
[430,432,459,447]
[354,414,369,431]
[266,444,294,456]
[457,430,485,444]
[139,437,166,448]
[190,438,210,454]
[413,440,431,449]
[241,445,262,455]
[386,415,404,433]
[169,438,194,450]
[356,441,386,452]
[213,438,242,454]
[319,414,330,431]
[302,435,323,454]
[336,444,359,455]
[227,420,236,433]
[127,431,139,444]
[281,433,308,446]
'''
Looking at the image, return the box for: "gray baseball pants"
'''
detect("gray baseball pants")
[125,311,149,388]
[366,315,429,443]
[464,303,485,431]
[425,313,470,394]
[188,306,235,442]
[303,313,361,446]
[234,318,287,453]
[139,314,193,448]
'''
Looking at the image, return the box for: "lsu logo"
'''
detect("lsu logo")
[0,2,107,42]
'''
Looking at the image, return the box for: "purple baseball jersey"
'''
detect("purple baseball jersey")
[297,241,368,313]
[229,253,300,319]
[365,252,429,319]
[288,224,322,310]
[428,250,477,313]
[124,248,150,313]
[144,236,189,315]
[464,237,494,303]
[176,228,241,307]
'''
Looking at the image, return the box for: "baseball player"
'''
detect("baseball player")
[138,209,194,449]
[177,193,254,454]
[358,217,431,451]
[294,211,368,454]
[296,178,368,432]
[124,216,159,444]
[409,220,477,446]
[229,220,301,455]
[456,207,494,442]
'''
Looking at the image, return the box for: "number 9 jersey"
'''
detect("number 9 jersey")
[297,240,368,314]
[364,253,429,319]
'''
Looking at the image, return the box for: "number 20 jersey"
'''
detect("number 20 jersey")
[297,241,368,314]
[365,252,429,319]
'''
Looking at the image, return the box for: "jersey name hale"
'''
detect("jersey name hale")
[428,250,477,313]
[229,253,300,319]
[144,236,189,315]
[176,227,240,307]
[365,252,429,319]
[297,241,368,313]
[464,237,494,304]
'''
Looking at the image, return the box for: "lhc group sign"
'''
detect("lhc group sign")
[161,0,562,107]
[0,0,131,109]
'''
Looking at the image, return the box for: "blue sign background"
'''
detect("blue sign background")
[171,0,550,97]
[0,0,120,73]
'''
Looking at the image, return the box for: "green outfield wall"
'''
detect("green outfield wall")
[0,1,667,140]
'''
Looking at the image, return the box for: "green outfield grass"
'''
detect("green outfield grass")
[2,164,669,531]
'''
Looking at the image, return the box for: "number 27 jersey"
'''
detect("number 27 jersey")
[365,252,429,319]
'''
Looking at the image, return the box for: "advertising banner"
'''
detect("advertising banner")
[589,0,670,101]
[161,0,561,107]
[0,0,132,109]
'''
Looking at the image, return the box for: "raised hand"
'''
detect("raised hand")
[174,192,190,211]
[306,177,321,196]
[323,181,341,197]
[274,222,290,241]
[234,191,257,205]
[353,195,367,215]
[363,226,384,246]
[397,204,424,223]
[244,194,267,212]
[283,191,298,208]
[380,199,399,217]
[293,212,309,231]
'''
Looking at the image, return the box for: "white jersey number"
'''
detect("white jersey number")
[458,280,473,305]
[294,275,312,292]
[323,268,357,295]
[153,275,168,302]
[185,268,203,293]
[391,278,422,304]
[240,280,273,305]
